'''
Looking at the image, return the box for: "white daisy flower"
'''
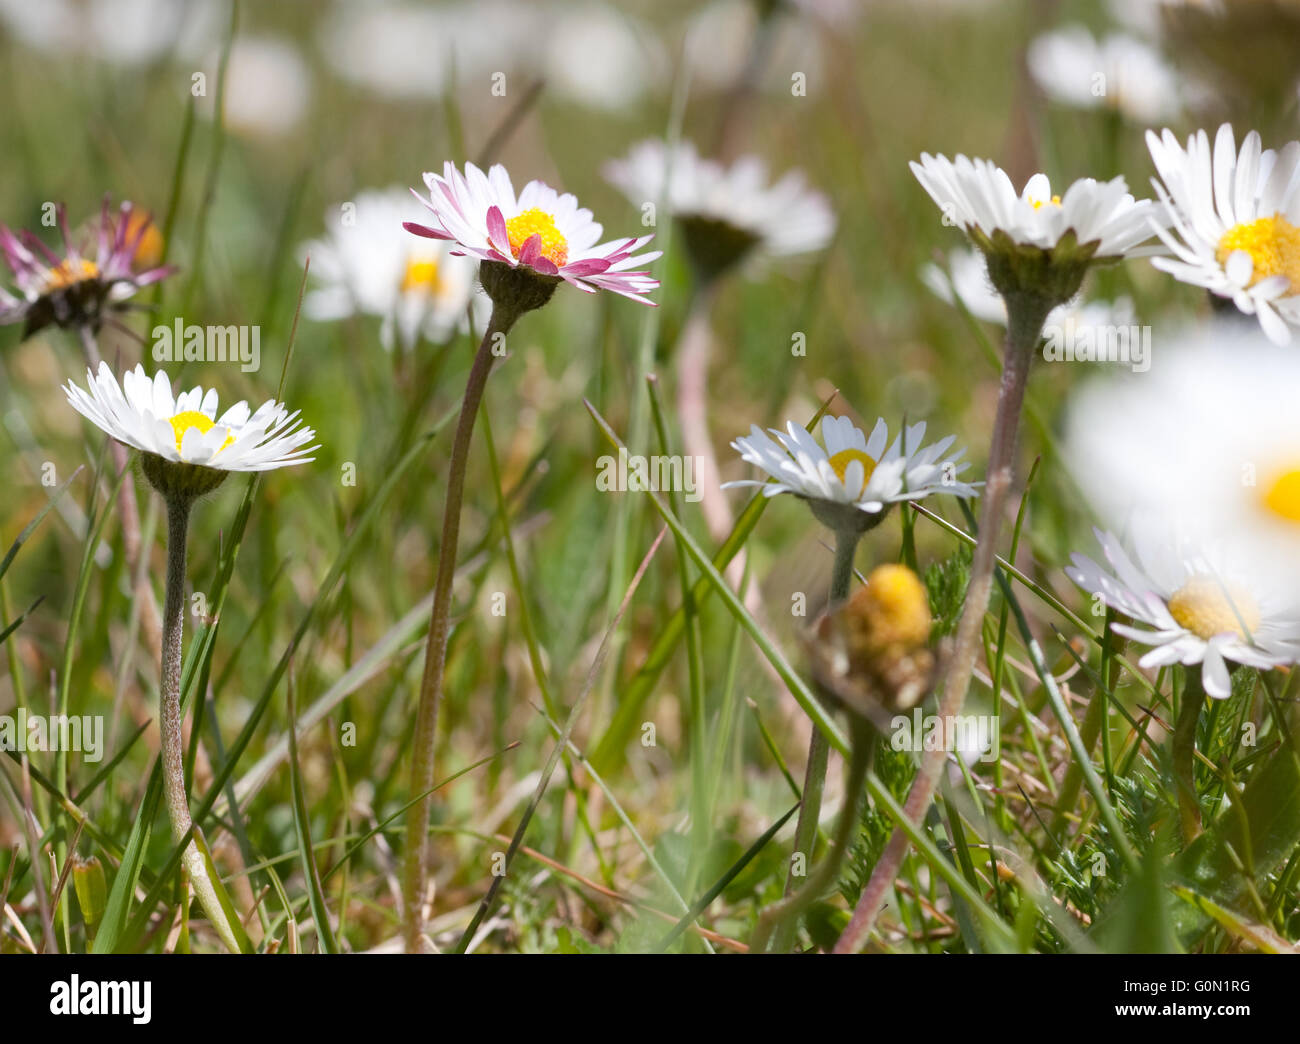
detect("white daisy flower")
[1146,123,1300,345]
[65,363,317,489]
[1064,322,1300,579]
[921,247,1137,331]
[1027,25,1181,123]
[405,160,661,305]
[723,415,978,531]
[604,139,835,277]
[542,3,665,113]
[911,153,1163,260]
[199,36,311,141]
[301,188,485,350]
[1066,524,1300,698]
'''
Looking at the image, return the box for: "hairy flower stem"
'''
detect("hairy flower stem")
[77,324,163,666]
[753,717,874,954]
[402,306,517,952]
[1173,671,1205,844]
[773,529,860,950]
[161,494,247,953]
[834,293,1051,953]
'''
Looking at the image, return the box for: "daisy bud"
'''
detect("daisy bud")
[805,564,938,722]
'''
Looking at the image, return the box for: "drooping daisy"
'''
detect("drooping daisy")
[1027,25,1181,122]
[65,362,317,498]
[723,414,978,533]
[603,139,835,280]
[404,160,660,311]
[0,199,174,337]
[1145,123,1300,344]
[301,188,485,350]
[1066,525,1300,698]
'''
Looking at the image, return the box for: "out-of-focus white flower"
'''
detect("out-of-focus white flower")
[1064,323,1300,577]
[318,0,541,102]
[1028,25,1181,122]
[685,0,823,94]
[301,188,486,350]
[198,36,311,139]
[604,139,834,278]
[543,3,665,112]
[1146,123,1300,344]
[0,0,219,65]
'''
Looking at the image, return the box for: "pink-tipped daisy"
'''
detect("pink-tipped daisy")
[403,160,661,308]
[0,198,174,337]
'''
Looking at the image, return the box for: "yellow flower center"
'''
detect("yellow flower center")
[505,208,569,267]
[1262,465,1300,522]
[843,563,932,662]
[126,211,164,270]
[1030,194,1062,210]
[1216,213,1300,290]
[169,410,234,456]
[400,256,441,294]
[1167,576,1260,641]
[827,448,877,488]
[43,257,100,291]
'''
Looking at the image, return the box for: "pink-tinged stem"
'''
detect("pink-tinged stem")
[401,306,515,952]
[834,294,1050,953]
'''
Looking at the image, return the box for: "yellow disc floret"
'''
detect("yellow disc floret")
[827,448,877,490]
[169,410,234,456]
[1167,576,1260,641]
[42,257,100,291]
[1030,195,1062,210]
[1216,213,1300,291]
[505,208,569,267]
[400,256,441,294]
[844,564,932,658]
[1263,466,1300,523]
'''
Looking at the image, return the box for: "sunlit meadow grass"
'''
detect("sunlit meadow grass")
[1,0,1298,955]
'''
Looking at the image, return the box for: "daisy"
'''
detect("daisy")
[1027,25,1181,123]
[1064,322,1300,578]
[603,139,834,279]
[63,360,316,954]
[404,160,660,311]
[1066,525,1300,698]
[911,153,1163,273]
[301,188,485,350]
[0,198,173,337]
[1145,123,1300,344]
[723,414,978,533]
[65,362,316,498]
